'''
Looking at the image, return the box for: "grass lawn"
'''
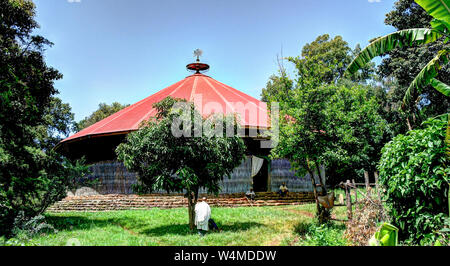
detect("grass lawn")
[5,204,350,246]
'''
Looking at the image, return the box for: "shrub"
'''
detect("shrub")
[378,117,449,245]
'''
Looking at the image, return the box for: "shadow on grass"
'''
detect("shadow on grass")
[45,215,264,237]
[44,215,118,232]
[142,222,265,236]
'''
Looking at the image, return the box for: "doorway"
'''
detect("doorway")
[252,159,268,192]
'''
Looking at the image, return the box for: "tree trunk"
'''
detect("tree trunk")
[187,189,198,231]
[306,161,329,223]
[309,161,331,223]
[306,163,320,214]
[314,163,327,195]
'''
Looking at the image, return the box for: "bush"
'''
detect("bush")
[12,212,56,238]
[378,117,449,245]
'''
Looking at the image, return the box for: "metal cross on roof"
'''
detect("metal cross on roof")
[194,49,203,62]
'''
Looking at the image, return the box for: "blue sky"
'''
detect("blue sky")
[34,0,396,122]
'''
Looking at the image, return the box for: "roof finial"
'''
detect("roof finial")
[194,49,203,62]
[187,49,210,74]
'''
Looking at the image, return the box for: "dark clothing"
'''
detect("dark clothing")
[246,191,256,201]
[278,190,288,197]
[198,219,219,236]
[208,219,219,231]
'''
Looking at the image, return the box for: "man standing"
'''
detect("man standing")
[195,197,211,236]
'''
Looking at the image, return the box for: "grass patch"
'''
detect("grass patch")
[3,204,349,246]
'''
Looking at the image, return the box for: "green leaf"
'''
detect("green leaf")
[430,19,450,33]
[415,0,450,29]
[430,78,450,97]
[403,50,449,104]
[346,29,442,75]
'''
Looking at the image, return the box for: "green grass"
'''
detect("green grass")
[5,204,349,246]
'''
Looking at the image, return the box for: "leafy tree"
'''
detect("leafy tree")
[379,0,450,128]
[261,74,293,103]
[347,1,450,229]
[324,83,393,187]
[263,34,390,192]
[262,35,376,103]
[378,116,449,245]
[346,0,449,130]
[272,81,391,222]
[36,97,77,149]
[0,0,86,236]
[116,97,246,230]
[288,34,376,86]
[76,102,129,131]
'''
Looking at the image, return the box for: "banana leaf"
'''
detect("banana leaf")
[346,28,442,75]
[430,78,450,97]
[430,19,450,34]
[403,49,449,104]
[415,0,450,27]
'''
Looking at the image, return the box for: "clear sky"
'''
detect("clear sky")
[33,0,397,122]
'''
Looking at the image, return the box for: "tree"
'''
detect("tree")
[346,0,449,130]
[0,0,86,236]
[116,97,246,230]
[287,34,376,87]
[272,81,391,222]
[324,83,393,187]
[263,34,390,191]
[347,0,450,242]
[379,0,449,128]
[76,102,129,131]
[262,35,376,105]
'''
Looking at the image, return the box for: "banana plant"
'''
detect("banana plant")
[346,0,450,216]
[347,0,449,104]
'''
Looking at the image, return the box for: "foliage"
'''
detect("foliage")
[347,28,442,75]
[263,35,390,221]
[348,0,450,130]
[378,117,449,244]
[405,49,449,103]
[76,102,129,131]
[294,221,348,246]
[263,35,390,184]
[434,217,450,246]
[288,35,376,86]
[272,82,391,185]
[271,80,391,221]
[323,84,393,186]
[261,35,376,103]
[116,97,246,229]
[12,212,56,238]
[0,0,87,237]
[261,74,293,103]
[344,195,390,246]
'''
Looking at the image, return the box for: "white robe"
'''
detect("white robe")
[194,202,211,231]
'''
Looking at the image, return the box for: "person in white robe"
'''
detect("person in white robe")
[195,197,211,235]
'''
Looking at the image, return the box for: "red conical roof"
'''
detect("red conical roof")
[61,73,269,144]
